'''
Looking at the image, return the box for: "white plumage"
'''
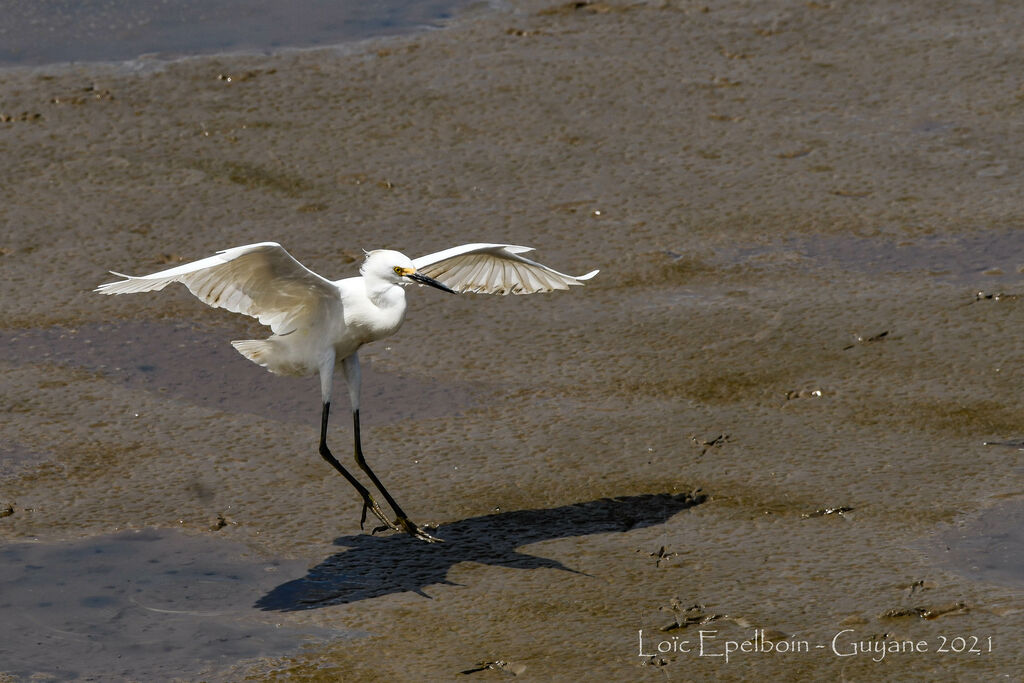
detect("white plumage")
[95,242,598,542]
[412,242,597,294]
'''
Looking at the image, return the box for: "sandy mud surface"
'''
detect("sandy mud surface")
[1,0,1022,679]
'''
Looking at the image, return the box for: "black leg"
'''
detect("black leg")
[318,402,397,532]
[352,409,442,543]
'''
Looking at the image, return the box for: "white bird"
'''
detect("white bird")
[95,242,598,542]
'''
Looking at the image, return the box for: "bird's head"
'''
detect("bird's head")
[361,249,456,293]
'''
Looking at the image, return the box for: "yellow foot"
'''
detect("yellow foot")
[372,517,443,542]
[361,496,400,532]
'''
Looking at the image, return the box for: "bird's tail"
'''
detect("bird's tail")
[230,339,273,369]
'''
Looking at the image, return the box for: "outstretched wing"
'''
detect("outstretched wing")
[94,242,339,334]
[411,243,598,295]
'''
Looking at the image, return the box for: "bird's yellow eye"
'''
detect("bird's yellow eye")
[393,266,404,275]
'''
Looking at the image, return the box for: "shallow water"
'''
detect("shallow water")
[933,498,1024,590]
[0,529,343,680]
[4,321,478,427]
[796,231,1024,284]
[0,0,474,66]
[710,231,1024,285]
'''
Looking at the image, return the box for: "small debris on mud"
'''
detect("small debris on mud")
[983,439,1024,450]
[210,513,234,531]
[645,545,681,567]
[904,579,937,597]
[972,291,1019,302]
[689,433,730,456]
[880,602,967,620]
[459,660,526,676]
[785,388,823,400]
[843,330,889,350]
[659,600,722,632]
[641,655,669,667]
[802,506,853,518]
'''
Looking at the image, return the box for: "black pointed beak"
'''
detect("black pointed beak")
[408,271,457,294]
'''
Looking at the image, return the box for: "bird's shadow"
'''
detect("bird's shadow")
[256,491,706,611]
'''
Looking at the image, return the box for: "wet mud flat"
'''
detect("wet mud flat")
[2,0,1024,679]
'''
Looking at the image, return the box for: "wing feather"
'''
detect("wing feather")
[95,242,339,334]
[411,243,598,295]
[463,255,492,292]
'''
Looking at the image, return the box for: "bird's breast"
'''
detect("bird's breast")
[341,289,407,346]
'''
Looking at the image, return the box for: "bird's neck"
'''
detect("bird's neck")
[365,279,406,310]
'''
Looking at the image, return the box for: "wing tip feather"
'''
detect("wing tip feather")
[94,272,136,294]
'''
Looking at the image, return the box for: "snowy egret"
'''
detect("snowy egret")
[96,242,598,542]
